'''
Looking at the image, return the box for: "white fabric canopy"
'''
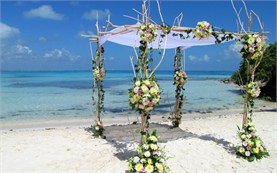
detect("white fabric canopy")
[99,24,233,49]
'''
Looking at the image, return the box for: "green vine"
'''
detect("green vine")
[171,47,188,127]
[92,46,105,137]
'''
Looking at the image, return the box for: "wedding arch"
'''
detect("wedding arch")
[82,0,269,167]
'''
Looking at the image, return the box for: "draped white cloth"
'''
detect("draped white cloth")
[99,24,232,49]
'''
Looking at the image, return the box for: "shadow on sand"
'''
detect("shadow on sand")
[85,123,236,161]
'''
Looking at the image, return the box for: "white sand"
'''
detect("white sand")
[1,109,276,173]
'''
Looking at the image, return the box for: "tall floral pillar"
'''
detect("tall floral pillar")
[128,23,160,144]
[236,34,269,161]
[171,47,188,127]
[92,43,106,137]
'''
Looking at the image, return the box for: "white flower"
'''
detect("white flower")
[95,126,99,131]
[160,158,165,163]
[143,144,149,150]
[256,37,262,43]
[134,156,140,163]
[144,151,151,157]
[133,87,140,93]
[242,141,248,147]
[245,151,251,157]
[140,158,146,163]
[135,80,141,86]
[247,134,252,138]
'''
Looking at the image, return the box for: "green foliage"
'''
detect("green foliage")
[231,43,276,101]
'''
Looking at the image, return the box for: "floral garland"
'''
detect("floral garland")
[247,82,261,98]
[129,79,160,113]
[138,24,158,43]
[91,46,105,137]
[93,66,106,81]
[194,21,213,39]
[240,34,266,60]
[171,47,187,127]
[236,33,269,161]
[174,70,188,88]
[128,130,169,173]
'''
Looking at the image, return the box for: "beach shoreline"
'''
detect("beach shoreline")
[1,100,275,131]
[1,106,276,172]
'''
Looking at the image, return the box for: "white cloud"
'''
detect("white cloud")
[77,30,94,37]
[202,54,210,62]
[188,54,210,62]
[1,44,32,59]
[188,55,197,61]
[43,49,80,62]
[24,5,64,20]
[38,36,46,42]
[0,23,20,40]
[224,43,243,59]
[82,9,110,21]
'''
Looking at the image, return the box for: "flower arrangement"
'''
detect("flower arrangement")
[194,21,213,39]
[138,24,157,43]
[129,79,160,112]
[91,121,104,137]
[93,66,106,81]
[247,82,261,98]
[173,70,188,88]
[240,34,266,60]
[236,120,269,161]
[128,131,169,173]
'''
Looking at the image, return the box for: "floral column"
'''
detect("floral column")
[236,33,269,161]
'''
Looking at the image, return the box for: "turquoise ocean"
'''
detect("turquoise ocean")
[0,71,245,122]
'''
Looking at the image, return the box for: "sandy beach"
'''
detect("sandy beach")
[1,104,276,173]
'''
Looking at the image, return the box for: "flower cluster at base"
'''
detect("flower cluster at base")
[194,21,213,39]
[93,66,106,81]
[173,70,188,88]
[236,120,269,161]
[247,82,261,98]
[128,131,169,173]
[91,122,104,137]
[129,79,160,112]
[138,24,157,43]
[240,34,266,60]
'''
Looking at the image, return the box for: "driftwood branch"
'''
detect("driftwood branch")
[129,56,137,77]
[150,34,168,77]
[231,0,247,33]
[250,10,264,31]
[156,0,165,25]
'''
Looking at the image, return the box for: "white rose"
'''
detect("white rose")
[133,87,140,93]
[135,80,141,86]
[144,151,151,157]
[245,151,251,157]
[134,156,140,163]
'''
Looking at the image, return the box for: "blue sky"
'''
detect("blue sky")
[0,0,276,71]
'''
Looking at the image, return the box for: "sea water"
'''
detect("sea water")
[0,71,245,122]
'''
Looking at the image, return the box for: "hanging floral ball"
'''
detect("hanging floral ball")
[194,21,213,39]
[240,34,266,60]
[129,79,160,112]
[138,24,157,43]
[247,82,261,98]
[93,66,106,81]
[174,70,188,88]
[236,121,269,161]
